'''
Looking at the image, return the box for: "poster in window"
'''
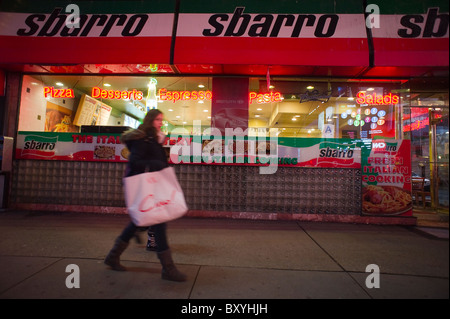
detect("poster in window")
[73,94,112,127]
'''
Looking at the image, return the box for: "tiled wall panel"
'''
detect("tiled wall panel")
[12,160,362,215]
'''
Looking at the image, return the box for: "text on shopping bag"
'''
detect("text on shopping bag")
[138,190,177,213]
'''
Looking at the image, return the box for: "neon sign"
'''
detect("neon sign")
[91,87,143,100]
[356,92,399,105]
[44,86,74,98]
[159,89,283,104]
[249,92,282,104]
[159,88,212,103]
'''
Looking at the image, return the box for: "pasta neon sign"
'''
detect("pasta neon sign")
[249,92,282,104]
[356,92,399,105]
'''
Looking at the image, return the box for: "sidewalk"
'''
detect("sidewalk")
[0,210,448,300]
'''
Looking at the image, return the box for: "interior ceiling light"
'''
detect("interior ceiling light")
[103,83,111,87]
[307,85,314,90]
[55,82,64,86]
[198,84,205,88]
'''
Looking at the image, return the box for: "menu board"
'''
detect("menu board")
[73,94,112,127]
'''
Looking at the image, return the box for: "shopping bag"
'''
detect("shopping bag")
[123,166,188,226]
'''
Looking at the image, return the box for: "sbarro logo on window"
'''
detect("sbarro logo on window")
[22,135,58,158]
[317,142,357,167]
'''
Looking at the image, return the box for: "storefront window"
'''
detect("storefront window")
[18,75,213,134]
[248,78,402,139]
[18,75,403,141]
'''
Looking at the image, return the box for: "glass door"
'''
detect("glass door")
[403,83,449,210]
[430,107,449,209]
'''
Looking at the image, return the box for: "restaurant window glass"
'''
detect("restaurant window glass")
[18,75,213,134]
[248,78,403,140]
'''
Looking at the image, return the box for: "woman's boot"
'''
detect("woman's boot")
[157,249,187,282]
[104,237,129,271]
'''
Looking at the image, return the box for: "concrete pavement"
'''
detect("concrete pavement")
[0,210,448,301]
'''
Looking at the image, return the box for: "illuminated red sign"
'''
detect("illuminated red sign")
[159,89,282,104]
[159,88,212,103]
[356,92,399,105]
[44,86,74,98]
[92,87,143,100]
[249,92,282,104]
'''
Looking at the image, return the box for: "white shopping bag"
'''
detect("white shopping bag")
[123,167,188,226]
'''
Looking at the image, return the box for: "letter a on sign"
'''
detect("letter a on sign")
[65,264,80,288]
[365,264,380,288]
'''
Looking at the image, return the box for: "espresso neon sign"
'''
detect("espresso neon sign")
[356,92,399,105]
[159,88,212,103]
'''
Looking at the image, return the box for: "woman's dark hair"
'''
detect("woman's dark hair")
[138,109,163,138]
[121,109,163,142]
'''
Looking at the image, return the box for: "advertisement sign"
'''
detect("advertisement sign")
[167,136,361,168]
[15,132,361,169]
[15,132,128,162]
[0,1,175,64]
[361,139,412,216]
[0,1,447,67]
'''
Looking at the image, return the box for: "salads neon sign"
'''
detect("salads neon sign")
[356,92,399,105]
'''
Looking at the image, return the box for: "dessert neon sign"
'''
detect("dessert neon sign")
[356,92,399,105]
[91,87,143,100]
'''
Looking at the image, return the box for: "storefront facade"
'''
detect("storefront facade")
[1,0,448,224]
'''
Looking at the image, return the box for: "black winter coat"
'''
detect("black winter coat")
[124,136,168,177]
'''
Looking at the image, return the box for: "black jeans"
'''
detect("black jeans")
[119,221,169,252]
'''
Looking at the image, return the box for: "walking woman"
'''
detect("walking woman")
[104,109,187,282]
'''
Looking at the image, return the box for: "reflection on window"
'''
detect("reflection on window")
[18,75,212,134]
[18,75,402,140]
[248,78,402,139]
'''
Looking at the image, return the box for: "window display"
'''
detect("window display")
[18,75,402,141]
